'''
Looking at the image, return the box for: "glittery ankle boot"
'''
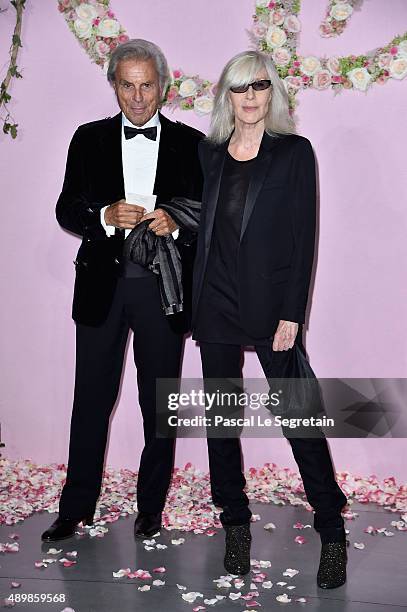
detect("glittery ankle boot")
[317,541,348,588]
[223,524,252,575]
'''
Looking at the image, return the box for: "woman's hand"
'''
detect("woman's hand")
[272,320,299,351]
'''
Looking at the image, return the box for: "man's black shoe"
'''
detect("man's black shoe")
[134,512,162,537]
[41,516,94,542]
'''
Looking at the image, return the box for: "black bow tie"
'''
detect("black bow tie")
[124,125,157,141]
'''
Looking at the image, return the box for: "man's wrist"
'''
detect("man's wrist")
[100,205,115,236]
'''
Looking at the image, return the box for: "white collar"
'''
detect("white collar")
[122,110,160,129]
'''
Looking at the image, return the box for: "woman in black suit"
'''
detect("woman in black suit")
[192,50,348,588]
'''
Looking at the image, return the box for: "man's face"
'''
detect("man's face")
[113,58,161,126]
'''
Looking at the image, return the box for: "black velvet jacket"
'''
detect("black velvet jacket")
[192,132,317,339]
[56,111,204,330]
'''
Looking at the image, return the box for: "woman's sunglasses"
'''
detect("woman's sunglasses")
[230,79,272,93]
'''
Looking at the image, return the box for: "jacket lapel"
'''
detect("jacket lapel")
[153,112,178,202]
[99,112,125,201]
[204,138,229,251]
[239,131,280,241]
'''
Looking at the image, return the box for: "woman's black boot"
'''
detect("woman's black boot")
[317,540,348,588]
[223,524,252,575]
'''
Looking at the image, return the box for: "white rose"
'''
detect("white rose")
[284,15,301,33]
[327,56,341,75]
[347,67,372,91]
[179,79,198,98]
[75,4,98,22]
[397,40,407,59]
[330,3,353,21]
[389,57,407,80]
[266,26,287,48]
[300,56,321,76]
[272,48,291,66]
[74,18,93,39]
[313,69,331,90]
[194,96,214,116]
[97,18,120,38]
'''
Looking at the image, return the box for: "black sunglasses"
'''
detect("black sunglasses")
[230,79,272,93]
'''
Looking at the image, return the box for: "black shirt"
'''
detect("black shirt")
[193,151,271,346]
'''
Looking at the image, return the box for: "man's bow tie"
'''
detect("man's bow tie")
[124,125,157,141]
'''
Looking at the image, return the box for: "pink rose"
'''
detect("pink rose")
[96,5,107,17]
[313,69,331,90]
[390,46,398,55]
[319,22,334,38]
[107,10,115,18]
[284,76,302,92]
[293,60,301,67]
[376,74,389,85]
[284,15,301,33]
[332,75,343,83]
[172,69,183,79]
[109,41,117,50]
[118,34,129,43]
[301,75,310,82]
[288,67,296,75]
[95,40,110,58]
[253,22,268,38]
[272,48,291,66]
[166,86,179,101]
[378,53,392,69]
[272,10,285,26]
[268,1,276,8]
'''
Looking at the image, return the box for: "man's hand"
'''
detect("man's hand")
[141,209,178,236]
[104,199,146,229]
[272,320,299,351]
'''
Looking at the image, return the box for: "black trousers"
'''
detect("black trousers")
[59,276,184,519]
[200,336,348,544]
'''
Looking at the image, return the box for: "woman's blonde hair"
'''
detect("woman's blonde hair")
[208,50,296,144]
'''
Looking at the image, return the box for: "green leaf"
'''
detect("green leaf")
[10,124,18,139]
[3,122,10,134]
[10,66,22,78]
[10,0,17,9]
[0,91,11,103]
[12,34,22,48]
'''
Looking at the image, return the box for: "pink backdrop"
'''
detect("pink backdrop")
[1,1,406,481]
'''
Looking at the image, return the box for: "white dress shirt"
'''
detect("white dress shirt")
[100,111,178,239]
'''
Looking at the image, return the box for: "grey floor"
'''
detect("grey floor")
[1,501,406,611]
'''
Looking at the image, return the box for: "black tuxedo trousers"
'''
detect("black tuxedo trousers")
[59,276,183,518]
[200,336,348,544]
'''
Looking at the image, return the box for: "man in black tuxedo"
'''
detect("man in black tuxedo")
[42,39,204,541]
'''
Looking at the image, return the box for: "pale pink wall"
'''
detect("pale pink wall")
[1,1,406,481]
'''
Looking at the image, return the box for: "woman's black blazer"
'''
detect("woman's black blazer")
[192,131,317,339]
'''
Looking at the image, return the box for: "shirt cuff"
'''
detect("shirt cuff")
[100,205,115,237]
[172,228,179,240]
